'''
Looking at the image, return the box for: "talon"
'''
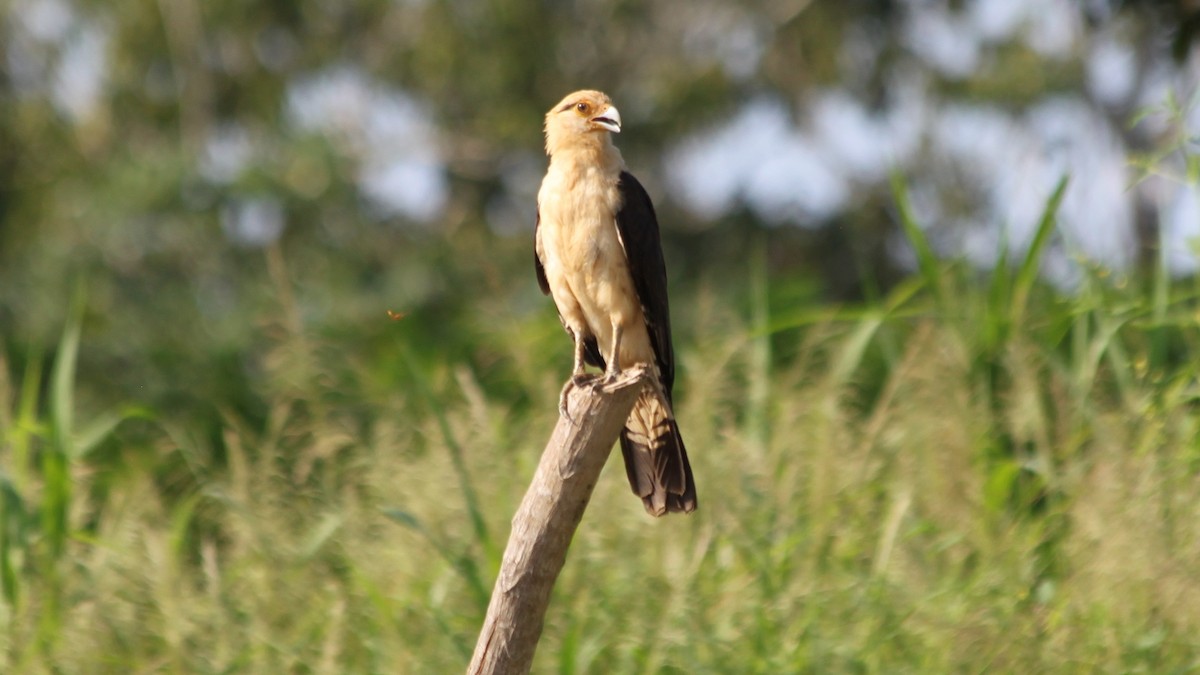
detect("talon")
[559,380,576,423]
[560,373,601,424]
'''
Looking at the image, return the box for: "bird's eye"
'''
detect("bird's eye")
[575,102,590,114]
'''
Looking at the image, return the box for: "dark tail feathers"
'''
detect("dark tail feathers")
[618,387,697,516]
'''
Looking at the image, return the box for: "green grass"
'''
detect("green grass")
[4,188,1200,673]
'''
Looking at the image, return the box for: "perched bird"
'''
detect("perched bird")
[534,90,697,516]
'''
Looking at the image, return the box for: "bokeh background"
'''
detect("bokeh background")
[3,0,1200,672]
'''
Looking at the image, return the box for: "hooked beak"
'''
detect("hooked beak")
[591,106,621,133]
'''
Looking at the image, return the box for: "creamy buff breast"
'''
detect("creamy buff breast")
[536,154,656,372]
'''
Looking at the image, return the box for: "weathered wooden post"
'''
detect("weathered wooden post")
[467,367,648,674]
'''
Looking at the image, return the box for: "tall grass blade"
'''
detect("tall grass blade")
[9,349,44,494]
[983,231,1014,352]
[382,507,490,609]
[1010,176,1069,325]
[890,171,944,310]
[746,232,771,453]
[829,313,884,387]
[1149,225,1171,371]
[0,473,24,605]
[881,276,925,314]
[50,293,84,456]
[398,343,495,565]
[300,512,344,561]
[167,492,202,574]
[72,405,154,460]
[44,294,85,563]
[1077,316,1130,402]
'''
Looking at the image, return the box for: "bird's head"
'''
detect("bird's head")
[544,90,622,157]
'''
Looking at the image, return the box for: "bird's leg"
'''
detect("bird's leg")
[603,322,623,382]
[571,331,590,382]
[559,331,593,421]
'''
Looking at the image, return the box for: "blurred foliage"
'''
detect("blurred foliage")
[1,0,1196,426]
[3,0,1200,670]
[3,185,1200,669]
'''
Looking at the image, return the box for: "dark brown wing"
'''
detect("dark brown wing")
[614,172,696,515]
[614,171,675,398]
[535,209,550,295]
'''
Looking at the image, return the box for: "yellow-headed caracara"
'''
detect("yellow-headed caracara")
[535,90,698,516]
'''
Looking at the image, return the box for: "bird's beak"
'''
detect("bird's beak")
[592,106,622,134]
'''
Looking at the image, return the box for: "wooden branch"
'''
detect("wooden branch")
[467,366,648,675]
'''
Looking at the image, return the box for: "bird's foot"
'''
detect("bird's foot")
[599,364,650,393]
[559,373,598,424]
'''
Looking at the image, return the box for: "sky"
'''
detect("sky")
[7,0,1200,278]
[664,0,1200,282]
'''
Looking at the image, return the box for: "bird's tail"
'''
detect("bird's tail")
[619,385,697,516]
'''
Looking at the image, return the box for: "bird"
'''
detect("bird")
[534,89,697,516]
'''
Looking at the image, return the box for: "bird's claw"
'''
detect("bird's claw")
[559,373,598,424]
[598,365,651,394]
[558,391,571,423]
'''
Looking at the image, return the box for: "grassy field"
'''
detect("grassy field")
[3,182,1200,673]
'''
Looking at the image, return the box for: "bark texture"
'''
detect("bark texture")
[467,367,648,675]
